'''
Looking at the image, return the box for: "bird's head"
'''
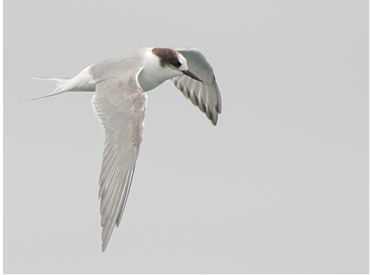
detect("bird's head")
[152,48,202,82]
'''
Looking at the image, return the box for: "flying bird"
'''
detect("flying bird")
[33,47,221,251]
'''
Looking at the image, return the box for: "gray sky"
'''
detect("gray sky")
[4,0,368,273]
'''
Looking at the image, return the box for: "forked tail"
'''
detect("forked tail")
[5,77,72,106]
[29,77,72,100]
[32,77,71,92]
[6,67,96,106]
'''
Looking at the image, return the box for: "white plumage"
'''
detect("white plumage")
[33,47,221,251]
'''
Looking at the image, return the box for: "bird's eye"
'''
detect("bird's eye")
[173,61,182,68]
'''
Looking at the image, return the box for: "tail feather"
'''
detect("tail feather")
[6,68,96,106]
[31,77,69,81]
[22,90,68,102]
[31,77,72,92]
[29,76,72,99]
[5,77,72,106]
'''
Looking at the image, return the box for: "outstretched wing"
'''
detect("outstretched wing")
[171,47,221,125]
[92,68,147,251]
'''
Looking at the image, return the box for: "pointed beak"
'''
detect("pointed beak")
[182,70,203,83]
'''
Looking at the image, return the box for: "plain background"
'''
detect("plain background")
[4,0,368,273]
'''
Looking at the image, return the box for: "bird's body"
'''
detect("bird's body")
[33,47,221,251]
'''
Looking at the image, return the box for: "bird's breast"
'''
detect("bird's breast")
[137,68,166,91]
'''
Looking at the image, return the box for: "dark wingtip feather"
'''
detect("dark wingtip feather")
[212,112,218,126]
[102,242,107,252]
[199,96,207,113]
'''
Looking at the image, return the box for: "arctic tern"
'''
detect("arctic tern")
[33,47,222,251]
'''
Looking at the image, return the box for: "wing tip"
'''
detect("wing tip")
[102,241,108,252]
[211,114,218,126]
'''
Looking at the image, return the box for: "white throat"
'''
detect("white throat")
[138,49,182,91]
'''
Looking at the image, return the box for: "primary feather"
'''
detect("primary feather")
[30,47,221,251]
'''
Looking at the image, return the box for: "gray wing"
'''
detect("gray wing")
[172,47,221,125]
[92,68,147,252]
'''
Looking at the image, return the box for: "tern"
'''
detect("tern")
[32,47,221,251]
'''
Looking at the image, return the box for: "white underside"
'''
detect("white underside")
[33,47,221,252]
[56,66,96,92]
